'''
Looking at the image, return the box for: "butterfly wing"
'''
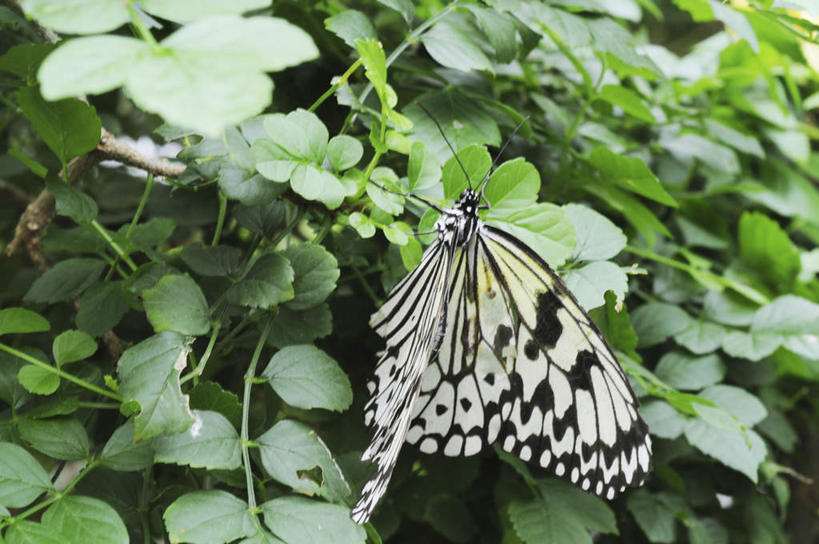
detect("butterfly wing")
[406,223,651,500]
[353,239,457,523]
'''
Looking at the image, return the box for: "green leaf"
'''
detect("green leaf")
[142,275,210,336]
[705,119,764,158]
[267,304,333,349]
[282,244,340,311]
[0,43,56,83]
[673,320,725,355]
[126,16,318,136]
[180,243,241,277]
[0,308,50,336]
[100,421,155,472]
[702,290,758,326]
[140,0,270,22]
[400,236,423,270]
[662,133,739,175]
[757,410,798,454]
[40,496,128,544]
[442,144,492,200]
[627,489,678,543]
[0,442,54,507]
[291,164,351,210]
[738,212,800,290]
[751,295,819,360]
[469,6,519,63]
[38,36,146,99]
[256,419,351,502]
[0,349,34,409]
[597,85,655,123]
[45,177,98,224]
[565,261,628,311]
[165,491,256,544]
[327,135,363,172]
[383,223,409,246]
[76,281,129,337]
[325,10,377,49]
[631,302,692,348]
[5,520,64,543]
[487,203,576,267]
[405,89,501,163]
[654,352,725,391]
[721,330,781,361]
[122,217,175,251]
[640,400,687,440]
[421,18,494,73]
[189,381,242,428]
[16,88,100,163]
[262,345,352,411]
[700,384,767,427]
[407,141,441,191]
[227,253,294,309]
[349,212,377,239]
[684,422,766,483]
[24,258,105,304]
[117,332,194,441]
[564,204,626,262]
[52,330,96,366]
[588,147,677,207]
[233,201,288,237]
[367,169,404,216]
[423,494,477,543]
[19,0,129,33]
[260,109,329,163]
[260,497,365,544]
[17,417,89,460]
[589,291,638,356]
[483,158,540,214]
[585,183,670,246]
[378,0,414,23]
[355,39,388,106]
[17,364,60,396]
[154,410,241,470]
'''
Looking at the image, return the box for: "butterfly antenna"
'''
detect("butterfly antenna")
[415,101,473,190]
[367,178,444,213]
[478,115,531,194]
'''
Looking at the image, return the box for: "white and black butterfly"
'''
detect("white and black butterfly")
[351,125,652,524]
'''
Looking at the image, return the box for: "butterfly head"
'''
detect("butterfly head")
[455,189,481,217]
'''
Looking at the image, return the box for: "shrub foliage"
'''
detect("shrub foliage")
[1,0,818,542]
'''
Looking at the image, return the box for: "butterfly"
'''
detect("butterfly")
[351,117,652,524]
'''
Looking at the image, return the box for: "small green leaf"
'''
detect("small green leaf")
[42,496,128,543]
[673,320,725,355]
[325,10,377,49]
[631,302,692,348]
[52,330,96,366]
[260,497,365,544]
[117,332,194,441]
[189,381,242,428]
[399,236,423,270]
[19,0,129,34]
[142,275,210,336]
[327,135,363,172]
[589,291,638,357]
[100,421,155,472]
[565,261,627,311]
[17,417,89,460]
[76,281,129,337]
[45,177,98,224]
[0,442,54,508]
[442,144,492,200]
[355,39,388,106]
[597,85,655,123]
[408,141,441,191]
[588,147,677,207]
[16,88,101,163]
[262,345,352,411]
[484,158,540,215]
[180,243,241,277]
[227,253,294,309]
[165,491,256,544]
[421,18,494,73]
[627,489,678,543]
[654,352,725,391]
[154,410,241,470]
[267,304,333,349]
[564,204,627,262]
[256,419,351,502]
[291,164,350,210]
[0,308,50,336]
[349,212,377,238]
[282,243,340,311]
[24,258,105,304]
[17,364,60,396]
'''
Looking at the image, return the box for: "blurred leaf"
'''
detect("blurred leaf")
[627,489,677,543]
[588,147,676,207]
[654,352,725,391]
[738,212,800,290]
[487,203,576,267]
[631,302,692,348]
[597,85,655,123]
[751,295,819,359]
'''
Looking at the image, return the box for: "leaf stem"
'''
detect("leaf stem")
[180,323,221,385]
[0,343,122,401]
[127,173,154,239]
[127,4,158,46]
[91,220,138,272]
[212,192,227,246]
[309,59,363,113]
[241,317,272,512]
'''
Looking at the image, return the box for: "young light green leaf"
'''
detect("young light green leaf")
[564,204,627,262]
[484,158,540,214]
[256,419,351,502]
[588,147,677,207]
[282,243,340,311]
[140,0,270,22]
[325,10,377,49]
[227,253,294,309]
[751,295,819,360]
[290,164,351,209]
[165,491,256,544]
[0,442,54,508]
[17,364,59,396]
[52,330,96,366]
[355,39,388,106]
[117,332,194,441]
[262,345,352,411]
[407,141,442,191]
[565,262,628,311]
[349,212,377,238]
[0,308,50,336]
[17,417,90,460]
[260,497,365,544]
[23,258,105,304]
[327,135,363,172]
[19,0,129,33]
[442,144,492,200]
[154,410,241,470]
[142,275,210,336]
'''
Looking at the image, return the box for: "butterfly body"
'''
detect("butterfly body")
[352,186,652,524]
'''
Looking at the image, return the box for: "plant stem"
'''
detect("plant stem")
[241,318,272,511]
[180,323,221,385]
[127,174,154,239]
[212,192,227,246]
[127,4,158,46]
[624,245,769,305]
[308,59,363,113]
[565,60,606,143]
[0,343,122,401]
[91,220,138,272]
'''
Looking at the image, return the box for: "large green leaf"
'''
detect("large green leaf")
[262,345,352,411]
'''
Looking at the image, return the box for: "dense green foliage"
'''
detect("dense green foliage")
[1,0,819,542]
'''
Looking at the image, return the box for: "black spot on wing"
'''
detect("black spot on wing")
[435,404,448,416]
[569,350,596,390]
[484,373,495,386]
[524,339,539,360]
[493,325,513,351]
[460,398,472,411]
[533,291,563,348]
